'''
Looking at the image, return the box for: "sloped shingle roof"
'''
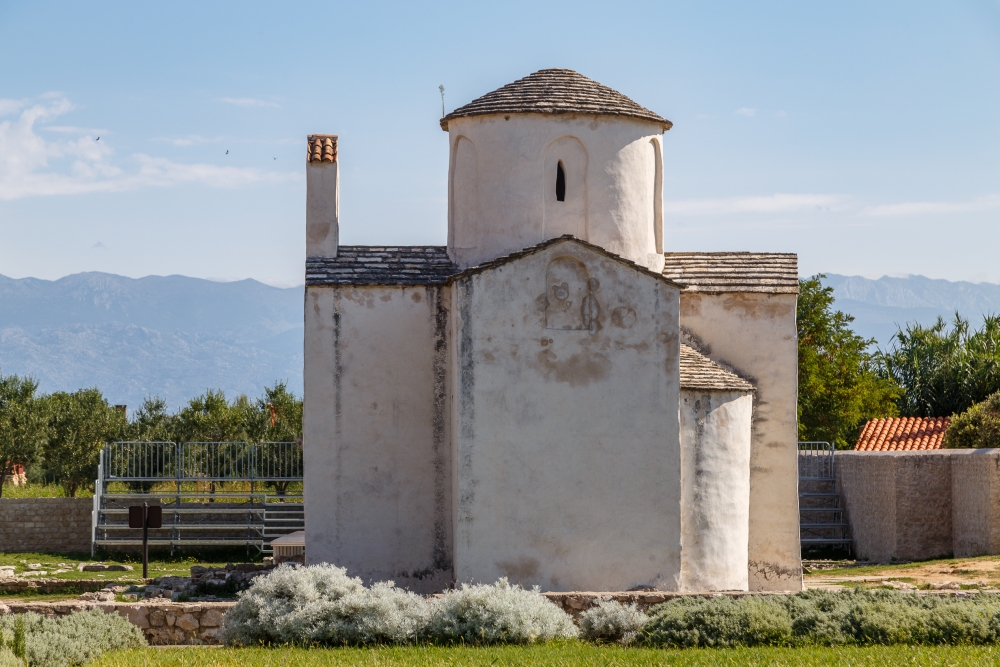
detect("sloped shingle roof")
[662,252,799,294]
[679,344,754,392]
[307,237,684,289]
[306,247,457,286]
[440,69,672,131]
[854,417,951,451]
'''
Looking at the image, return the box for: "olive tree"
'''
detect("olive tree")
[0,371,49,498]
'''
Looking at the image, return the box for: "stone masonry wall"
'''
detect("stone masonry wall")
[1,601,231,645]
[836,450,1000,562]
[0,498,92,553]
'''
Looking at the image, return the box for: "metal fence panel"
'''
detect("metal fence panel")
[103,441,302,482]
[798,441,835,479]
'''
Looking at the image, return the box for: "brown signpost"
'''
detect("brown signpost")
[128,503,162,578]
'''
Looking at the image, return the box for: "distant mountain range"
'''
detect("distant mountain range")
[824,274,1000,349]
[1,271,998,409]
[0,273,302,411]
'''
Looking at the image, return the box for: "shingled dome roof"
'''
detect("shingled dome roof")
[440,69,672,131]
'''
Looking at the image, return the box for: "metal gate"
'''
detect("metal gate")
[92,441,304,555]
[798,441,852,552]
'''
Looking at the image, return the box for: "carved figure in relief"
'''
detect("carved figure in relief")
[544,257,600,333]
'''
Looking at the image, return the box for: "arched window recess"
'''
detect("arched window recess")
[555,161,566,202]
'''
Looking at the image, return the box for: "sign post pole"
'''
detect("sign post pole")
[142,501,149,579]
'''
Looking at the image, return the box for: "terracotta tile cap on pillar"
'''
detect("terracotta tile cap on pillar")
[307,135,337,163]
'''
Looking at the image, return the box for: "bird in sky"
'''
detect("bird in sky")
[95,137,100,141]
[226,150,229,155]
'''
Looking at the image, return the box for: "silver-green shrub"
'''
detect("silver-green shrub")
[424,578,578,644]
[0,648,23,667]
[641,595,792,647]
[578,599,647,644]
[0,610,145,667]
[641,589,1000,647]
[222,564,430,646]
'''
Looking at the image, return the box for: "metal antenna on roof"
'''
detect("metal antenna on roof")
[439,85,445,118]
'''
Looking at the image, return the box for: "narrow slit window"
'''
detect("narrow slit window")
[556,161,566,202]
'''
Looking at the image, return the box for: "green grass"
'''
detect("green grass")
[0,590,90,602]
[0,483,91,498]
[805,556,1000,579]
[90,645,1000,667]
[0,551,232,582]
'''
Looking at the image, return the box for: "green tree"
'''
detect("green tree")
[0,371,49,498]
[798,275,901,448]
[45,388,125,496]
[125,396,177,442]
[943,390,1000,449]
[250,381,303,495]
[175,389,247,443]
[876,314,1000,417]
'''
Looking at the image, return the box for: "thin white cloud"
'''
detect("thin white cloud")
[862,195,1000,216]
[217,97,281,109]
[92,241,106,249]
[665,194,843,215]
[0,96,297,201]
[0,99,27,117]
[734,107,756,117]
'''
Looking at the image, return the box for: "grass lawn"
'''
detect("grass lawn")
[90,645,1000,666]
[0,551,236,582]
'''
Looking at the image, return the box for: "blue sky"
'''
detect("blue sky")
[1,0,998,286]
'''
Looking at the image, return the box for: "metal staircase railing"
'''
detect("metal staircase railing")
[92,442,304,555]
[798,442,852,553]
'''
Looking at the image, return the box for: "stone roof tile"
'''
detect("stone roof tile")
[854,417,951,451]
[679,344,754,392]
[662,252,799,294]
[306,247,456,286]
[440,69,672,131]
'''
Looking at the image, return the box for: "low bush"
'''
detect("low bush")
[222,564,429,646]
[424,579,577,645]
[641,589,1000,647]
[224,567,575,646]
[0,609,145,667]
[0,648,23,667]
[944,390,1000,449]
[578,599,647,644]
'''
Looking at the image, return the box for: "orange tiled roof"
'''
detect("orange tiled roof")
[854,417,950,451]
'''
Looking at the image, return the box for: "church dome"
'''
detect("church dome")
[440,68,672,131]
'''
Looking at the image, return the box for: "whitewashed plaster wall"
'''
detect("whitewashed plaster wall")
[450,240,682,591]
[306,161,339,258]
[678,292,802,591]
[303,285,453,593]
[446,114,664,273]
[679,390,753,592]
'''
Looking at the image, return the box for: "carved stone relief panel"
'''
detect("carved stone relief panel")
[543,257,601,334]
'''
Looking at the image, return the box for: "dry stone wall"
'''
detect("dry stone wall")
[1,601,233,645]
[837,449,1000,562]
[0,498,92,553]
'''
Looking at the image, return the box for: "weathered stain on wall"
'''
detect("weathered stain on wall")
[303,285,453,593]
[451,242,682,591]
[679,291,801,591]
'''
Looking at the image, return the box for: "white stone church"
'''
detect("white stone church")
[303,69,802,593]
